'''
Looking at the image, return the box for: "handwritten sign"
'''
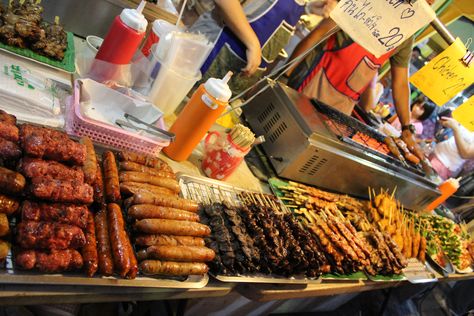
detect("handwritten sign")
[453,95,474,132]
[410,38,474,106]
[330,0,436,58]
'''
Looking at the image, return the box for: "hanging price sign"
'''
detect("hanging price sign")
[330,0,436,57]
[410,38,474,106]
[452,95,474,132]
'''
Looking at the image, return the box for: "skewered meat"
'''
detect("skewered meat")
[384,136,406,164]
[29,178,93,204]
[21,201,88,229]
[20,124,86,165]
[17,221,86,250]
[0,166,25,195]
[0,137,21,161]
[19,157,84,182]
[16,249,83,272]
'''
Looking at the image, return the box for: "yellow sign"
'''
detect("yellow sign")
[453,95,474,132]
[410,38,474,106]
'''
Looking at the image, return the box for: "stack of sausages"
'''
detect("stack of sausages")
[0,111,25,263]
[14,129,98,274]
[117,151,215,276]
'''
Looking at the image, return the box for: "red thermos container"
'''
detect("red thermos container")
[95,1,148,65]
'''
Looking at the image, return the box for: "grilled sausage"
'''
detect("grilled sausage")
[135,235,205,247]
[125,191,199,212]
[0,166,25,195]
[29,178,93,204]
[21,201,89,229]
[117,151,173,173]
[0,110,17,125]
[19,157,85,182]
[384,137,406,163]
[0,137,21,161]
[140,260,208,276]
[127,243,138,279]
[17,221,86,249]
[144,245,215,262]
[120,182,177,197]
[93,161,105,206]
[0,194,20,215]
[0,121,19,142]
[15,249,83,272]
[119,172,180,193]
[94,209,114,276]
[0,240,9,262]
[80,137,97,186]
[119,161,175,179]
[103,151,121,203]
[128,204,199,222]
[394,139,420,165]
[135,219,211,237]
[0,213,9,237]
[107,203,131,277]
[82,211,99,277]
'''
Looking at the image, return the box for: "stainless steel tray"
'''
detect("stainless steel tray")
[178,173,322,285]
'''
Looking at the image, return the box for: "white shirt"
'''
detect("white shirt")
[434,127,473,173]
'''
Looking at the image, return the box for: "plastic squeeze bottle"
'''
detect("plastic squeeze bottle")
[163,72,233,161]
[95,0,148,65]
[425,177,460,212]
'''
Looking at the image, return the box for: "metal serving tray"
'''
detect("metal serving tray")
[178,173,322,285]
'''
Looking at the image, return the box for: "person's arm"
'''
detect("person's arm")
[391,65,411,127]
[359,75,377,112]
[214,0,261,75]
[441,117,474,159]
[286,18,337,76]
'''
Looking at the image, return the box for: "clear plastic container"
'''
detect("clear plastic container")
[148,52,201,115]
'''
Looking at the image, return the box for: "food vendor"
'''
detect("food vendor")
[430,117,474,180]
[286,0,435,149]
[189,0,333,93]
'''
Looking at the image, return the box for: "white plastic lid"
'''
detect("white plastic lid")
[204,71,233,102]
[152,19,180,37]
[120,8,148,33]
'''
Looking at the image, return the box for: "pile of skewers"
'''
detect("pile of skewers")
[274,181,407,275]
[228,124,255,150]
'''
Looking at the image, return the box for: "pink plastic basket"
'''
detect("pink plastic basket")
[65,80,170,156]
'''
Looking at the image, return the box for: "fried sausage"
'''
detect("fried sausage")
[103,151,121,203]
[0,213,9,237]
[127,244,138,279]
[0,137,21,161]
[136,249,147,261]
[19,157,85,182]
[119,161,175,179]
[117,151,173,173]
[17,221,86,249]
[15,249,83,273]
[384,137,406,164]
[82,211,99,277]
[395,139,420,165]
[29,178,93,204]
[0,121,19,142]
[0,240,9,262]
[80,137,97,185]
[135,235,205,247]
[119,172,180,193]
[21,201,89,229]
[126,191,199,212]
[140,260,208,276]
[0,110,16,125]
[135,219,211,237]
[94,209,114,276]
[128,205,199,222]
[0,194,19,215]
[0,166,25,195]
[144,245,215,262]
[107,203,131,277]
[120,182,177,197]
[93,161,105,206]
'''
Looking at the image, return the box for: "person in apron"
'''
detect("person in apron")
[191,0,318,94]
